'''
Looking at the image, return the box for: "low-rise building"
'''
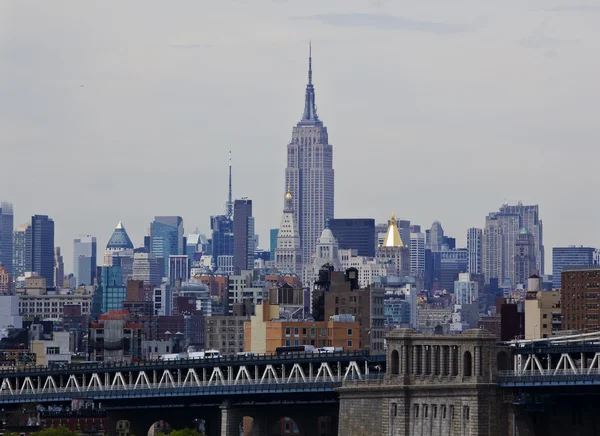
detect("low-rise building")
[19,293,92,319]
[525,290,561,339]
[244,301,360,354]
[89,311,142,362]
[204,316,246,356]
[30,331,71,366]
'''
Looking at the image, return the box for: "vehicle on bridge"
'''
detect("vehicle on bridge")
[275,345,315,355]
[159,349,222,361]
[317,347,343,354]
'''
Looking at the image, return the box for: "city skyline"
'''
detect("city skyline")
[3,1,600,272]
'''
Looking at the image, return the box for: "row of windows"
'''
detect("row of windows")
[284,339,353,347]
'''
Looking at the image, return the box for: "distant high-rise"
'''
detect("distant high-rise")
[54,247,64,288]
[284,44,334,263]
[409,231,425,274]
[499,202,544,274]
[269,229,279,261]
[467,228,483,275]
[211,215,234,270]
[29,215,55,287]
[13,223,28,278]
[328,218,376,257]
[275,190,302,275]
[514,228,536,286]
[483,202,544,285]
[552,246,596,289]
[132,252,161,286]
[104,221,134,265]
[428,221,444,252]
[233,199,254,273]
[150,216,184,273]
[168,255,190,286]
[0,202,13,275]
[73,235,97,286]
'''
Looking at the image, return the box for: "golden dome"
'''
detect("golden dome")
[382,212,405,248]
[285,187,292,201]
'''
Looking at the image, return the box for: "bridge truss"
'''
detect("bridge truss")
[0,352,385,404]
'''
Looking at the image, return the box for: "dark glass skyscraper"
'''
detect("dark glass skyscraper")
[211,215,233,269]
[150,216,184,273]
[552,246,596,289]
[233,199,254,273]
[328,218,375,257]
[0,202,13,275]
[29,215,55,287]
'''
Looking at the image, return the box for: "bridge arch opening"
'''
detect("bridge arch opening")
[497,350,509,371]
[463,351,473,377]
[391,349,400,375]
[148,420,171,436]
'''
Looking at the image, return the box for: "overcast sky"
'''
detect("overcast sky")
[2,1,599,273]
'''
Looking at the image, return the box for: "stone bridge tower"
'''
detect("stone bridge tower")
[337,328,510,436]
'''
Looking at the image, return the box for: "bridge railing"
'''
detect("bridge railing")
[0,350,378,376]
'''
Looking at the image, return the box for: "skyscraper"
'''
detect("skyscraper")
[13,223,28,278]
[428,221,444,252]
[54,247,64,288]
[328,219,376,257]
[0,202,13,275]
[467,228,483,275]
[233,199,254,273]
[103,221,134,265]
[73,235,97,286]
[284,44,334,263]
[150,216,184,272]
[514,228,536,286]
[275,190,302,275]
[483,202,544,285]
[499,202,544,274]
[269,229,279,261]
[211,215,234,270]
[552,246,596,289]
[29,215,55,287]
[409,231,425,274]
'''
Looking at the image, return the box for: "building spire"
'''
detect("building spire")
[299,41,321,125]
[308,40,312,85]
[226,149,233,219]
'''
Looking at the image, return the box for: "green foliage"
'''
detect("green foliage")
[35,426,78,436]
[157,429,206,436]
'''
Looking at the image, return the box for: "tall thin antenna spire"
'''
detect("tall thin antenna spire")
[308,40,312,85]
[226,149,233,219]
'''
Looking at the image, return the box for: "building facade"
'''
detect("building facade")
[150,216,184,273]
[204,316,246,356]
[524,289,561,339]
[29,215,55,287]
[454,272,478,305]
[233,199,254,273]
[552,246,596,289]
[73,235,97,287]
[561,266,600,332]
[13,223,28,278]
[467,227,482,275]
[409,231,425,275]
[284,46,334,264]
[132,253,161,286]
[274,191,302,275]
[244,301,359,354]
[328,218,375,257]
[0,202,13,275]
[54,247,64,289]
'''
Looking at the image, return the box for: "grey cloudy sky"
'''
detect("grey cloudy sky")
[2,0,599,273]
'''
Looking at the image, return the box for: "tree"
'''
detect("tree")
[35,426,78,436]
[157,429,206,436]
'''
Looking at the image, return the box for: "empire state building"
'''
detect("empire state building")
[284,44,334,264]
